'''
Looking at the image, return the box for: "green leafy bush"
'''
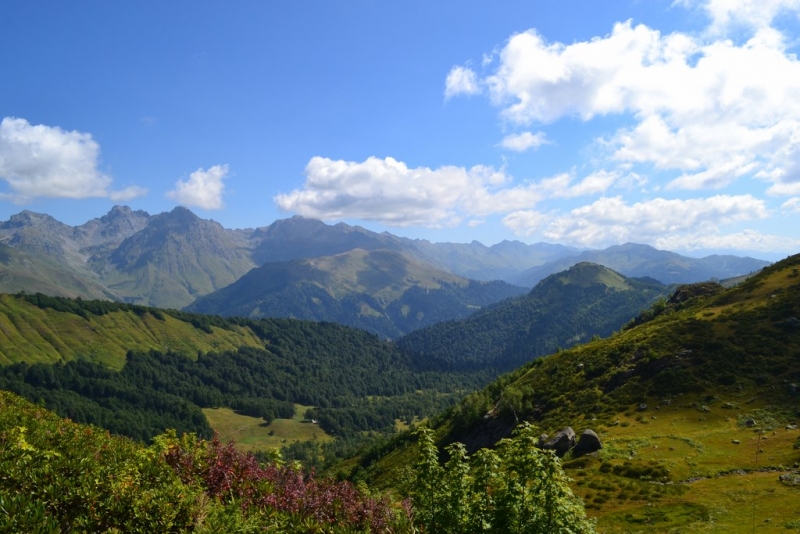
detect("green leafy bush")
[409,423,596,533]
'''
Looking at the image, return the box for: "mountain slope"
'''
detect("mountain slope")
[0,293,265,368]
[360,254,800,531]
[511,242,770,287]
[0,210,80,263]
[0,243,118,300]
[95,207,256,308]
[187,248,528,337]
[251,215,577,282]
[0,209,571,307]
[397,262,668,370]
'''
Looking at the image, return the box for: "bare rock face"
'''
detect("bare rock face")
[572,429,603,456]
[541,427,576,457]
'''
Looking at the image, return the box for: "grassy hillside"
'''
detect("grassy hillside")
[356,255,800,531]
[0,293,264,368]
[203,405,333,453]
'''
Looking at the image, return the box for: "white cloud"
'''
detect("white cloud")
[502,194,768,248]
[764,160,800,195]
[275,156,549,227]
[548,170,621,198]
[449,13,800,197]
[167,165,228,210]
[110,186,149,202]
[276,157,633,227]
[0,117,146,203]
[681,0,800,34]
[502,210,547,236]
[444,66,481,99]
[782,197,800,211]
[499,131,549,151]
[655,228,800,253]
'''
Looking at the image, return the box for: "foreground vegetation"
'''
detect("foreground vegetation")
[0,390,593,533]
[0,390,411,532]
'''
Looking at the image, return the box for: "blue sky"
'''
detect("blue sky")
[1,1,799,260]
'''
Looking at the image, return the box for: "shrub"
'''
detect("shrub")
[409,423,596,533]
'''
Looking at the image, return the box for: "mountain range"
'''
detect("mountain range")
[186,248,528,338]
[0,206,771,322]
[510,241,769,287]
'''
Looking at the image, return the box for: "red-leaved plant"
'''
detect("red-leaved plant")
[159,431,411,532]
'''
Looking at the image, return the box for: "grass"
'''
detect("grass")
[565,397,800,532]
[595,472,800,533]
[203,404,333,453]
[394,416,427,432]
[0,294,265,368]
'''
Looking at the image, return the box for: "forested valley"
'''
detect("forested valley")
[0,293,489,453]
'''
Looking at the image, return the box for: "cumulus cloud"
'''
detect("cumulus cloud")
[167,165,228,210]
[444,66,481,98]
[275,156,552,227]
[0,117,146,203]
[502,194,768,248]
[111,186,149,202]
[502,210,547,236]
[276,157,637,227]
[448,9,800,198]
[499,131,549,152]
[682,0,800,33]
[764,160,800,195]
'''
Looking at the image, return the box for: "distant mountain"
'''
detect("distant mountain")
[186,248,528,338]
[397,262,668,371]
[510,242,770,287]
[73,205,152,258]
[251,215,577,282]
[0,206,257,309]
[0,243,118,300]
[0,206,150,264]
[94,207,256,309]
[0,210,83,265]
[0,208,772,312]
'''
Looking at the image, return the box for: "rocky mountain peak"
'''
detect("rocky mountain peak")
[76,205,151,247]
[2,210,70,232]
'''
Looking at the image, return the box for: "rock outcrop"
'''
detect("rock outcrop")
[572,429,603,456]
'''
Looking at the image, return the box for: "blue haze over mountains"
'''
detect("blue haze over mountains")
[0,206,771,333]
